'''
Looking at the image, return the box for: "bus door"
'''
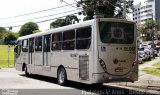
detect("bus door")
[34,36,43,66]
[15,40,23,71]
[21,39,29,65]
[29,38,34,65]
[43,35,51,66]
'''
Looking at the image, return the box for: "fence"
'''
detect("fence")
[0,45,15,68]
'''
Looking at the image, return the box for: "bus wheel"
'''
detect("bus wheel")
[24,66,29,77]
[57,67,67,85]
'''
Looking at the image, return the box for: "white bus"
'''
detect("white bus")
[15,18,138,86]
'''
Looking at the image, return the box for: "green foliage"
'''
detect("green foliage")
[33,30,41,34]
[77,0,133,20]
[19,22,39,36]
[2,32,17,44]
[142,37,152,42]
[137,25,146,35]
[50,19,66,29]
[144,67,160,76]
[138,19,157,41]
[143,19,156,29]
[0,27,6,39]
[50,15,79,29]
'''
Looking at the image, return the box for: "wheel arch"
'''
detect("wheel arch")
[22,63,26,71]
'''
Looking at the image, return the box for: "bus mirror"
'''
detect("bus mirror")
[14,46,18,53]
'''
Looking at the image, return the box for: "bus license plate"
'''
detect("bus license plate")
[115,67,123,72]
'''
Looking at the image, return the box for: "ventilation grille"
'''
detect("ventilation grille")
[79,55,89,80]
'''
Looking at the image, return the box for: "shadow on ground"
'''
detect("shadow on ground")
[20,74,159,95]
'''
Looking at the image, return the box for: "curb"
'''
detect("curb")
[113,83,160,91]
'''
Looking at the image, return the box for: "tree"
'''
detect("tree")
[138,20,157,41]
[143,19,156,30]
[137,25,146,36]
[77,0,133,20]
[2,31,17,44]
[50,15,79,29]
[19,22,39,36]
[0,27,6,39]
[33,30,41,34]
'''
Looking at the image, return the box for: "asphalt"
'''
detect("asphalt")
[109,57,160,91]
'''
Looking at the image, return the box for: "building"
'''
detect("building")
[133,0,160,29]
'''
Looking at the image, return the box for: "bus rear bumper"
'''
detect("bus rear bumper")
[92,72,138,83]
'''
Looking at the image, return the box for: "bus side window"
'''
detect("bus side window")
[62,30,75,50]
[52,33,62,50]
[35,37,42,51]
[76,27,91,49]
[44,35,51,52]
[29,38,34,53]
[22,39,28,52]
[18,41,22,54]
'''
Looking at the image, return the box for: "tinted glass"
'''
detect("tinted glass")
[99,22,134,44]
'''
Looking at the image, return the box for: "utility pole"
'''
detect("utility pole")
[150,13,155,58]
[151,13,154,40]
[123,0,127,19]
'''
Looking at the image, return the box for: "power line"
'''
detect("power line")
[0,3,77,20]
[73,0,78,3]
[1,9,81,24]
[61,0,82,10]
[3,11,83,28]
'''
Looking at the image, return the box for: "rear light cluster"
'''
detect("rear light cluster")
[99,58,107,72]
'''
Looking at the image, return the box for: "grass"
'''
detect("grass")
[153,62,160,67]
[0,45,15,68]
[143,67,160,76]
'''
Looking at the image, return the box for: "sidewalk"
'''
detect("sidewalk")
[110,57,160,91]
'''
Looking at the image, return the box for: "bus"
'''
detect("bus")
[14,18,138,86]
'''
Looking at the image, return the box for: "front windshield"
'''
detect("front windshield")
[99,22,134,44]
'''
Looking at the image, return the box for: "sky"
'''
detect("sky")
[0,0,82,32]
[0,0,141,32]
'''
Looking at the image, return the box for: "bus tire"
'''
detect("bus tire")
[24,65,29,77]
[91,83,103,88]
[57,67,67,85]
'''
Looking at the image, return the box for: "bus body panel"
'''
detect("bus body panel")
[15,18,138,84]
[92,19,138,83]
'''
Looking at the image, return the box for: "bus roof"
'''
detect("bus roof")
[17,18,134,40]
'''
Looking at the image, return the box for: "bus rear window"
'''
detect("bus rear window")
[99,22,134,44]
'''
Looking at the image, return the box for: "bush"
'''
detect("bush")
[2,32,17,45]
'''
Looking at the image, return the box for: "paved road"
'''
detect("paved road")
[0,68,159,95]
[109,57,160,92]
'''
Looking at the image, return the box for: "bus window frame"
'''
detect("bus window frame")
[51,32,62,51]
[43,34,51,52]
[29,38,35,53]
[76,26,91,50]
[35,36,42,52]
[62,30,75,50]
